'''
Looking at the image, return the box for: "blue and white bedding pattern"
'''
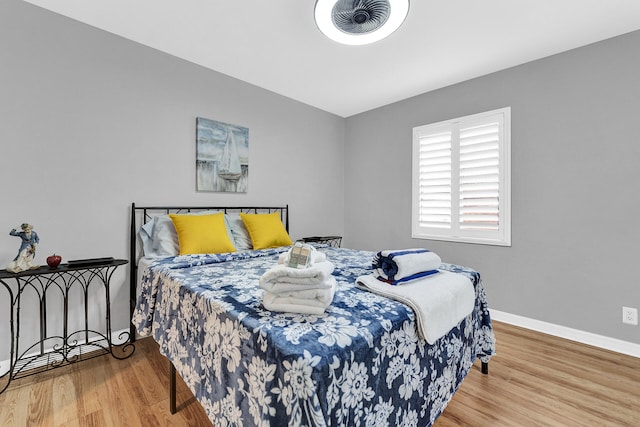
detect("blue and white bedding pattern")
[132,246,496,427]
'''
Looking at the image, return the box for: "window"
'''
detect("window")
[412,107,511,246]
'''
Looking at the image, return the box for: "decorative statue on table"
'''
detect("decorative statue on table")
[7,223,40,273]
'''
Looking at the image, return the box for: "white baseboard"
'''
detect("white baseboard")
[0,360,9,377]
[490,309,640,359]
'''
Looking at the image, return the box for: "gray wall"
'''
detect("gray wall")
[345,30,640,344]
[0,0,344,359]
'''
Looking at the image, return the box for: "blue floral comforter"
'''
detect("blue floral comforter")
[132,246,495,427]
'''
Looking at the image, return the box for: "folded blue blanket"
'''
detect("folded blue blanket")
[373,249,442,285]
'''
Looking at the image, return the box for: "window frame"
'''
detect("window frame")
[412,107,511,246]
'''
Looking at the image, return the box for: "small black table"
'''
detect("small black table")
[0,258,134,394]
[300,236,342,248]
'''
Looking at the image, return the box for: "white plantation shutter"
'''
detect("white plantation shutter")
[412,108,510,246]
[459,122,500,231]
[417,130,452,229]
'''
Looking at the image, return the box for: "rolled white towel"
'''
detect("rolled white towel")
[373,249,441,285]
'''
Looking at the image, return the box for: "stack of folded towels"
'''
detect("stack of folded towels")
[356,248,475,344]
[259,246,336,315]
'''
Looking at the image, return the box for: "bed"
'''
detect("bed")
[129,203,496,426]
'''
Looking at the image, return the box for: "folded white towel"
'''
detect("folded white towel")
[373,249,442,285]
[264,280,336,303]
[262,276,336,315]
[356,271,474,344]
[260,261,335,293]
[263,292,328,315]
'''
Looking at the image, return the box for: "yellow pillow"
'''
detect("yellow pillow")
[169,213,236,255]
[239,212,292,250]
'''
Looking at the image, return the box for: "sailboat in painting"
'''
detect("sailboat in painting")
[218,126,242,181]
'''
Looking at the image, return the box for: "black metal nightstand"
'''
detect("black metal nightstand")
[300,236,342,248]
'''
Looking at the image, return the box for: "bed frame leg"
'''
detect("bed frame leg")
[170,362,177,414]
[481,361,489,375]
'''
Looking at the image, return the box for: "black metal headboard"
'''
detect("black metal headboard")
[129,202,289,341]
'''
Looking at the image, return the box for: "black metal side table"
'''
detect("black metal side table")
[0,258,134,394]
[300,236,342,248]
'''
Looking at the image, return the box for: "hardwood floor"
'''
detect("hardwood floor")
[0,339,208,427]
[437,322,640,427]
[1,321,638,426]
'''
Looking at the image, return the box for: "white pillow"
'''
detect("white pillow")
[224,214,253,251]
[139,219,156,257]
[149,215,180,257]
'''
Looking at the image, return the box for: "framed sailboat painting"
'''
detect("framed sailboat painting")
[196,117,249,193]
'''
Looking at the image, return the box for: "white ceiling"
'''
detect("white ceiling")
[24,0,640,117]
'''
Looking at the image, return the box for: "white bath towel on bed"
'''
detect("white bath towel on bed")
[356,271,474,344]
[262,276,336,315]
[259,261,335,293]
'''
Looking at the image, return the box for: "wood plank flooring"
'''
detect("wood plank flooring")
[438,322,640,427]
[0,321,638,426]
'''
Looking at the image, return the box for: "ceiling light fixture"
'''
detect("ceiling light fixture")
[315,0,410,46]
